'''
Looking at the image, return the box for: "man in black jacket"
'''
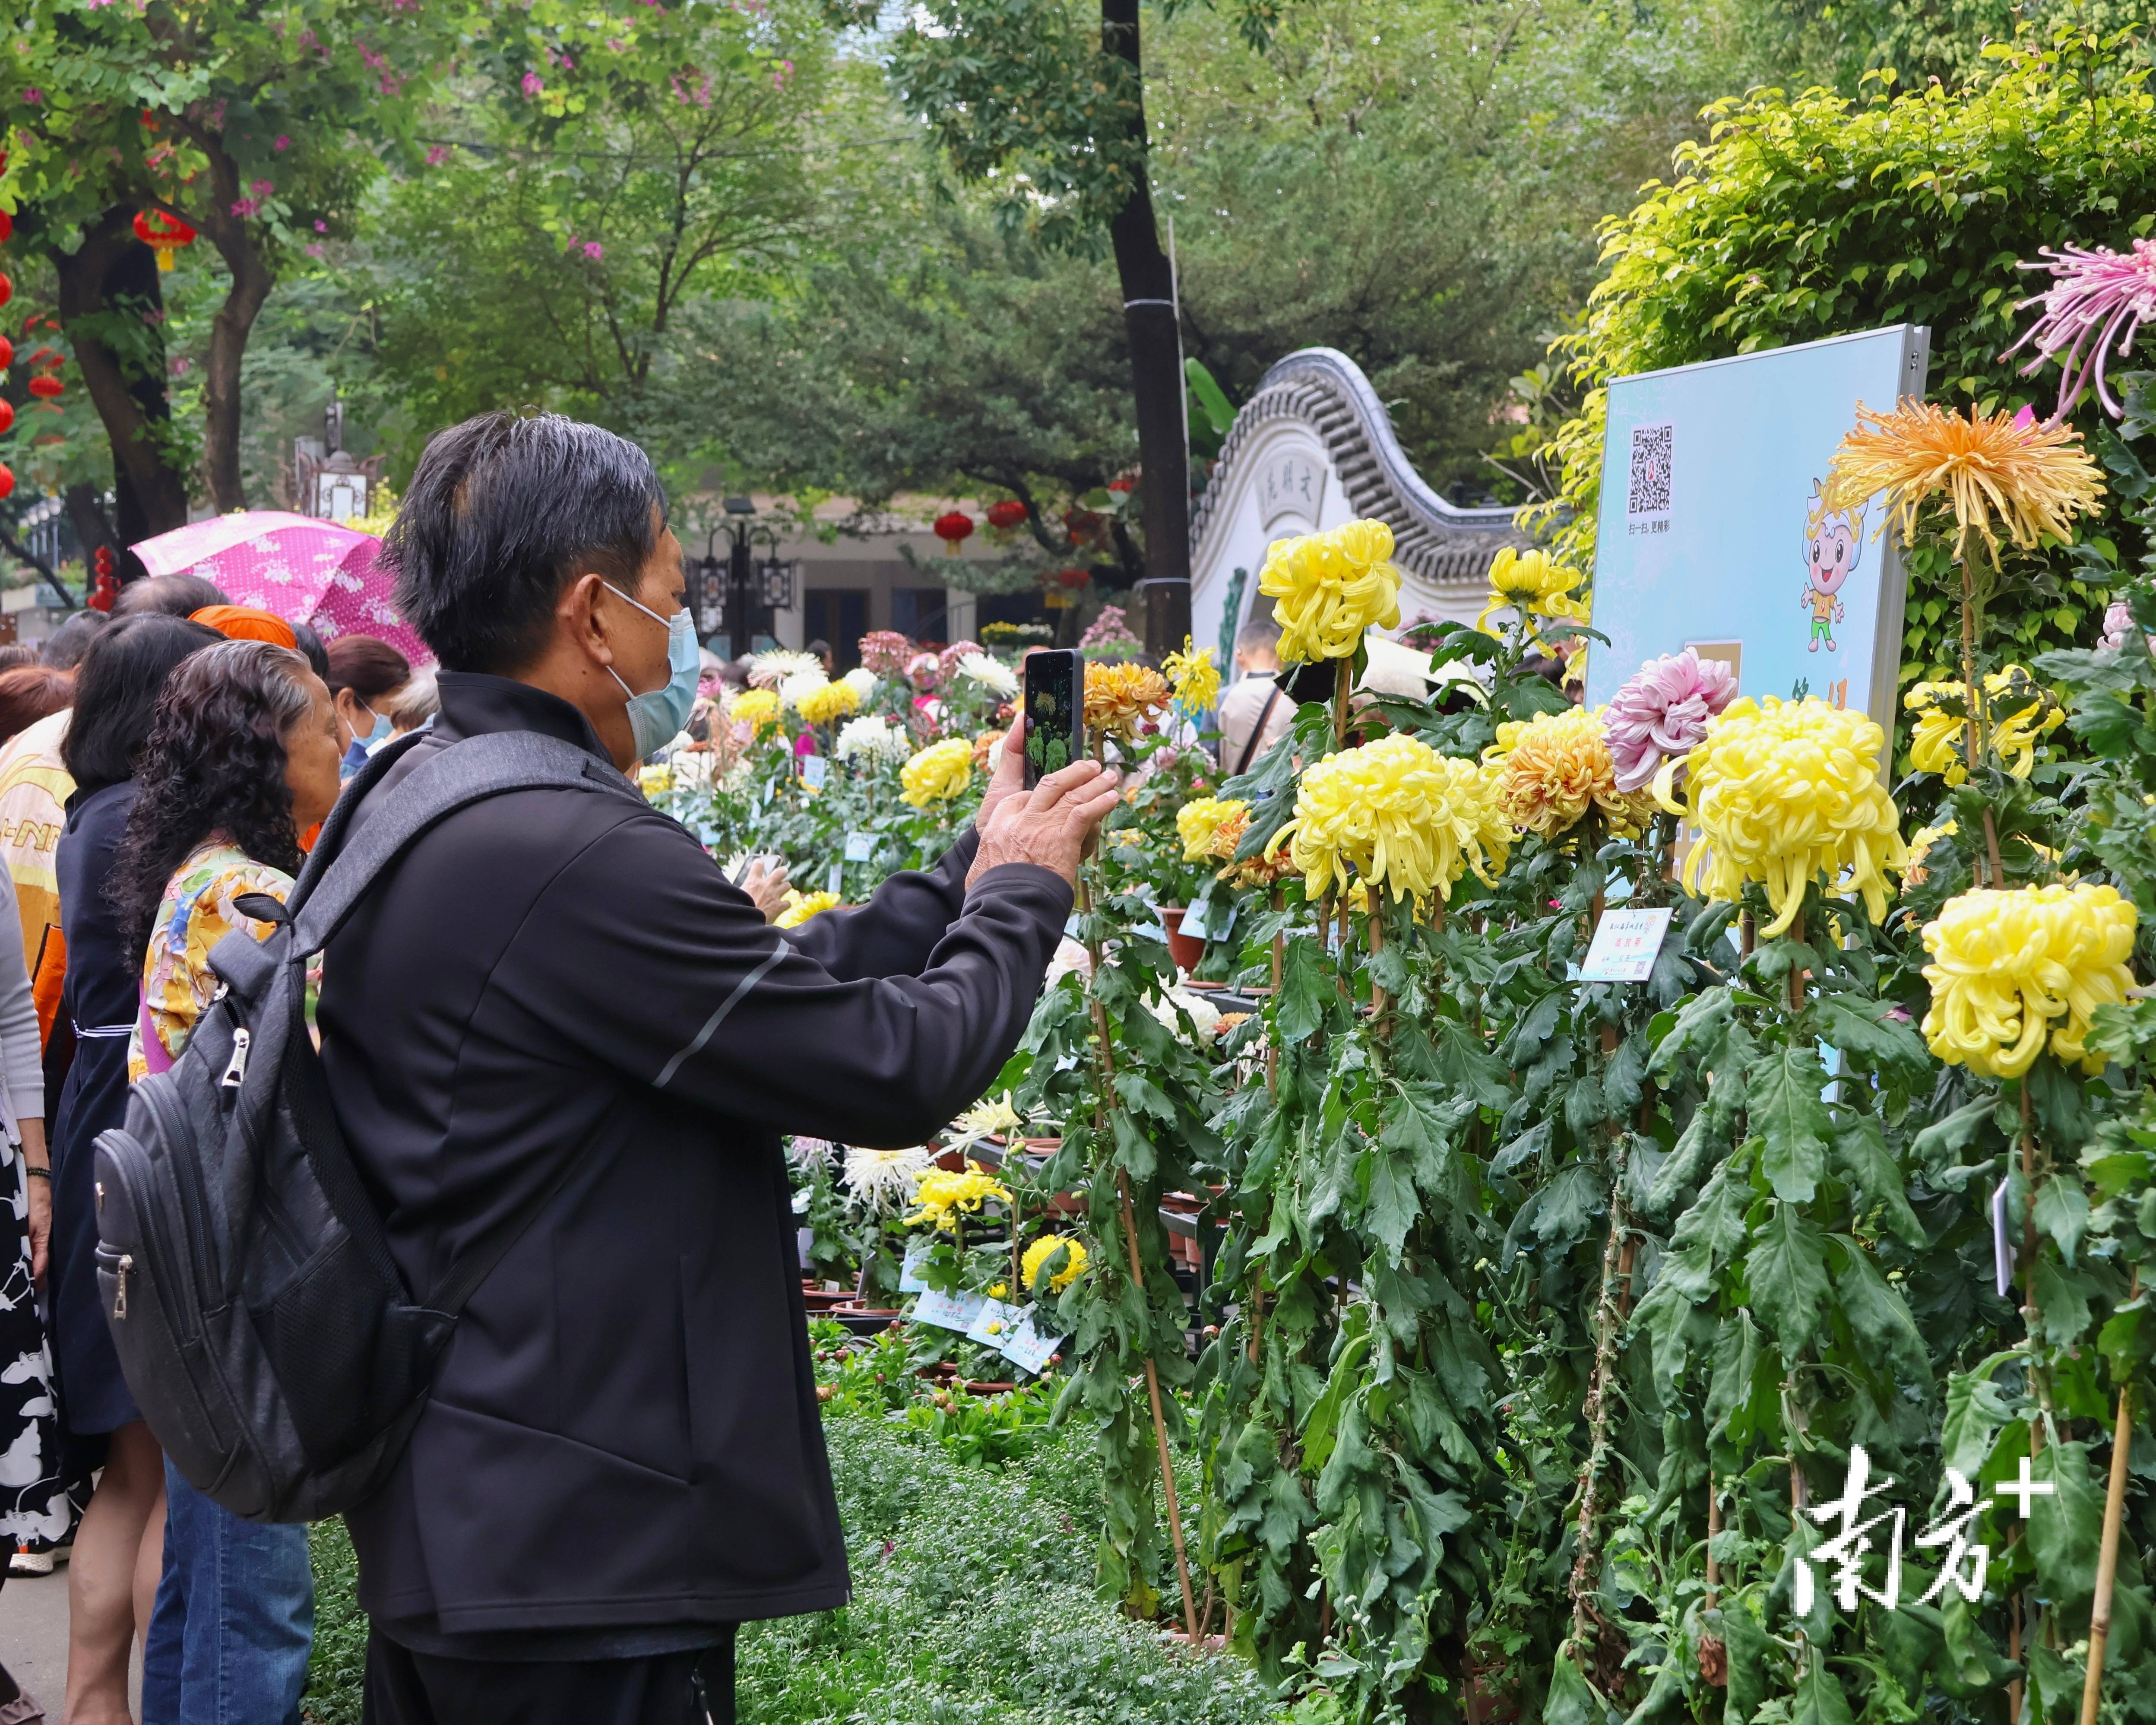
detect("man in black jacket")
[317,411,1119,1725]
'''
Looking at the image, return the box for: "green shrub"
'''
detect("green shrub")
[304,1413,1279,1725]
[1535,26,2156,683]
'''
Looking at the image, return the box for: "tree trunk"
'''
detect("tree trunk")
[51,208,190,543]
[63,483,119,577]
[200,236,274,514]
[175,130,278,514]
[1100,0,1190,587]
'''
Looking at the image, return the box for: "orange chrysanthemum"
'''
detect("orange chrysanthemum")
[1820,399,2103,566]
[1084,661,1171,739]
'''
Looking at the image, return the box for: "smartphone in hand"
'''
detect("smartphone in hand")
[1022,650,1085,789]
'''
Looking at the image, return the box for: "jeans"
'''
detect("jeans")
[141,1458,314,1725]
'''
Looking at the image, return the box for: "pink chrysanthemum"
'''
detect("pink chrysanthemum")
[1602,647,1738,793]
[2003,238,2156,422]
[859,630,914,676]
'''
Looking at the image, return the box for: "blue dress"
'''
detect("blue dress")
[50,780,139,1436]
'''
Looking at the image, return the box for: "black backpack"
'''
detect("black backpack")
[93,728,641,1522]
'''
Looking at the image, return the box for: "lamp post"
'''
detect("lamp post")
[691,497,797,660]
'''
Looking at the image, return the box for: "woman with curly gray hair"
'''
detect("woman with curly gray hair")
[106,636,344,1725]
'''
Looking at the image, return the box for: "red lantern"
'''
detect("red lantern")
[1055,567,1089,589]
[0,273,11,310]
[26,374,61,400]
[931,511,974,556]
[1107,476,1134,495]
[0,464,13,503]
[0,401,13,437]
[0,336,11,369]
[985,499,1026,531]
[88,547,118,613]
[0,212,12,245]
[1063,505,1100,542]
[132,208,196,272]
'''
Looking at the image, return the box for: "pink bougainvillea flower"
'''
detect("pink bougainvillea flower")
[314,219,329,233]
[521,70,544,97]
[425,145,449,167]
[581,241,603,260]
[23,89,41,105]
[250,179,274,197]
[2003,238,2156,422]
[274,135,290,151]
[304,243,325,259]
[1601,646,1738,793]
[231,198,259,218]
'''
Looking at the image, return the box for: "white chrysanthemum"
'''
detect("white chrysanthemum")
[955,652,1019,699]
[787,1136,837,1173]
[836,715,909,762]
[748,648,824,690]
[1150,986,1223,1046]
[843,1144,932,1212]
[949,1093,1022,1146]
[842,666,877,701]
[780,669,829,712]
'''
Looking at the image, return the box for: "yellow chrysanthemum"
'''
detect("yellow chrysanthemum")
[1922,883,2137,1077]
[729,688,781,736]
[1257,519,1404,663]
[1821,400,2104,566]
[1273,733,1510,907]
[1475,546,1591,638]
[1211,803,1297,889]
[1904,670,2062,785]
[1489,706,1653,839]
[1083,660,1171,739]
[1164,638,1222,713]
[1177,796,1249,863]
[1903,819,1958,892]
[906,1163,1012,1233]
[1021,1233,1089,1293]
[794,677,863,727]
[901,737,975,807]
[774,889,841,929]
[1654,696,1907,939]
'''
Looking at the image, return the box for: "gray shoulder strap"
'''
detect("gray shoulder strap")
[291,732,636,955]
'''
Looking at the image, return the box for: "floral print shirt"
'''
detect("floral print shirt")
[127,840,293,1084]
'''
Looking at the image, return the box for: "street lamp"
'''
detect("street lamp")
[690,497,797,660]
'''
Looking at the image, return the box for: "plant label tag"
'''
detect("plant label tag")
[965,1297,1022,1346]
[845,831,876,862]
[999,1309,1065,1376]
[826,861,844,897]
[898,1241,931,1294]
[1993,1178,2013,1299]
[800,755,829,790]
[1181,899,1235,942]
[911,1288,986,1332]
[1579,907,1675,983]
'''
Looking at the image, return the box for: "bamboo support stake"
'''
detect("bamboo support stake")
[2080,1273,2141,1725]
[1077,872,1200,1643]
[1703,1486,1721,1606]
[1366,885,1387,1025]
[1569,1192,1629,1640]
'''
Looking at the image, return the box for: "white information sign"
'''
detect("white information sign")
[844,831,876,862]
[800,754,829,790]
[1578,908,1675,983]
[965,1297,1023,1347]
[997,1309,1066,1376]
[911,1288,986,1333]
[898,1241,931,1294]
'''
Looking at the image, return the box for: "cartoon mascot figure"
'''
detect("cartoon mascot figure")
[1801,482,1865,654]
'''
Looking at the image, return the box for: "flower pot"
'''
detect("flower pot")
[1160,906,1205,973]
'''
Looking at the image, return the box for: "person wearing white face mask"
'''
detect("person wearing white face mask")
[326,635,414,778]
[301,411,1123,1725]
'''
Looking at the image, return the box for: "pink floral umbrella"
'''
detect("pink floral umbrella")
[131,511,433,667]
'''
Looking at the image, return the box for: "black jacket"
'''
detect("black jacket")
[318,673,1071,1647]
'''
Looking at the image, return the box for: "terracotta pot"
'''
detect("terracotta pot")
[802,1287,853,1312]
[1159,906,1205,974]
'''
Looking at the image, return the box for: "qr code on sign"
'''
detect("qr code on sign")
[1627,422,1674,517]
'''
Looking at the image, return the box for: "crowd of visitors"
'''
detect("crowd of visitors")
[0,577,478,1724]
[0,411,1125,1725]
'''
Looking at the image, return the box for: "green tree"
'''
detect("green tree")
[1,0,458,514]
[359,0,842,458]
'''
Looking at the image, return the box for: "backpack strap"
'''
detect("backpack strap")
[289,730,637,958]
[224,729,640,1319]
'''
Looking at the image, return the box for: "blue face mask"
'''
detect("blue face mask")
[605,583,700,759]
[361,710,392,749]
